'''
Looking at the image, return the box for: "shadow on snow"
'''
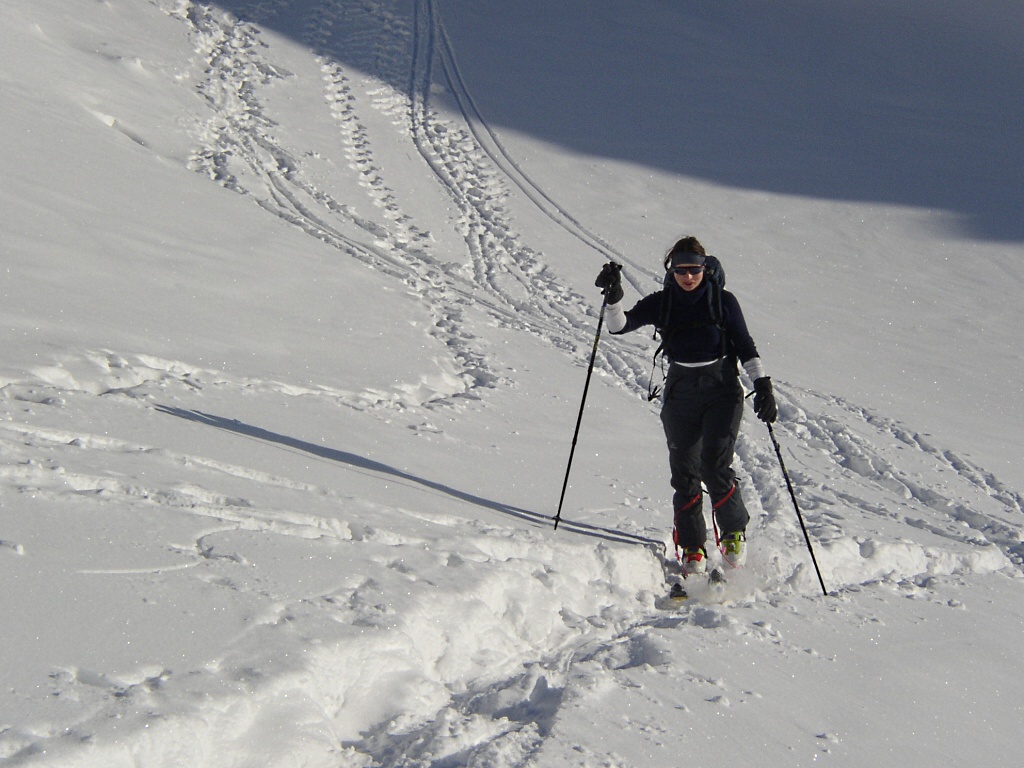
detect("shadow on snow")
[155,404,663,551]
[207,0,1023,242]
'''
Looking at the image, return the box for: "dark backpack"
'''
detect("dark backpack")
[647,254,729,400]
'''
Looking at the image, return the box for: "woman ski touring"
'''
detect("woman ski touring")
[595,236,777,577]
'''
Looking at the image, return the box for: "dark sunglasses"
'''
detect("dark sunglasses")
[671,266,705,276]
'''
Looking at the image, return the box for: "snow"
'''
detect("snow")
[1,1,1022,766]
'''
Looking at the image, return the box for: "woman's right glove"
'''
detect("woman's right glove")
[753,377,778,423]
[595,262,623,304]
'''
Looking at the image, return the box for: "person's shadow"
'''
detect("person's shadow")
[155,405,663,551]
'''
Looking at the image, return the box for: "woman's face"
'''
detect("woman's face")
[671,264,705,292]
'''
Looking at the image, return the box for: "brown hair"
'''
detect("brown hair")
[662,236,706,270]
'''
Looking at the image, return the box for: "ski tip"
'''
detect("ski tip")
[708,568,726,584]
[668,583,689,600]
[655,582,689,609]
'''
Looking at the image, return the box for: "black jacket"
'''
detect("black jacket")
[610,281,759,365]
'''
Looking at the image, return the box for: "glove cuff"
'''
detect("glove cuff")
[742,357,766,382]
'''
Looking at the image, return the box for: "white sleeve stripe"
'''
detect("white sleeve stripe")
[605,301,627,333]
[742,357,766,382]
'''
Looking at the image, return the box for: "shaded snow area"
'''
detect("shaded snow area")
[1,1,1022,766]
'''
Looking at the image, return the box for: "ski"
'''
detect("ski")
[651,541,736,606]
[706,566,727,598]
[663,567,727,604]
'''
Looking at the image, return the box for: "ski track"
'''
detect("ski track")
[740,384,1023,583]
[4,2,1022,765]
[175,0,652,397]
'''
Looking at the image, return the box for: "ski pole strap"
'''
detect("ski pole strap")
[647,343,665,401]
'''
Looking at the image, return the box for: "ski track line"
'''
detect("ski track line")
[267,0,651,389]
[0,422,353,545]
[165,1,656,397]
[426,0,654,297]
[22,347,459,415]
[317,3,646,391]
[406,0,653,385]
[175,1,506,401]
[377,0,653,390]
[0,401,479,569]
[742,384,1024,581]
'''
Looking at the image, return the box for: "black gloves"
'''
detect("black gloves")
[752,377,778,424]
[595,262,624,304]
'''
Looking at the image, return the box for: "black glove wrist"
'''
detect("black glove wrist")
[752,377,778,424]
[595,262,624,304]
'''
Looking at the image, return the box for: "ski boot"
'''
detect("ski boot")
[720,531,746,568]
[681,547,707,577]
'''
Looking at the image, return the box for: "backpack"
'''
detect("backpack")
[647,254,729,401]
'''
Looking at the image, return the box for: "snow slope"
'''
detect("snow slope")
[1,1,1022,766]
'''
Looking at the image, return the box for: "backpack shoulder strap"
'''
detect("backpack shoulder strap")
[647,279,674,401]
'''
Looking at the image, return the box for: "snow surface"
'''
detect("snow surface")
[1,1,1022,766]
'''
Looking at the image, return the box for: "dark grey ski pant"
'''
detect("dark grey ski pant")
[659,360,750,551]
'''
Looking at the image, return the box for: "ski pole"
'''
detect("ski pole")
[767,423,829,596]
[554,294,609,530]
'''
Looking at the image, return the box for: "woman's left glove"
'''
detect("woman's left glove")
[753,377,778,423]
